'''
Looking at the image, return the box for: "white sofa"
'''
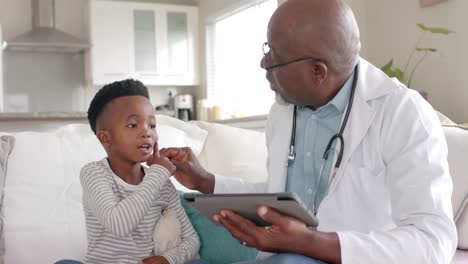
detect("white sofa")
[0,114,467,263]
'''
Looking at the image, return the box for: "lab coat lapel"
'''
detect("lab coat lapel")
[327,60,380,193]
[267,104,294,193]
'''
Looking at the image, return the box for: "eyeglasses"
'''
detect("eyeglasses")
[262,42,325,71]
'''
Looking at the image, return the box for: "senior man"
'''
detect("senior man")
[162,0,457,263]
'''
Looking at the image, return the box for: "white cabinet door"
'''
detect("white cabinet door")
[90,1,132,85]
[160,6,199,86]
[132,4,199,86]
[131,3,162,84]
[89,1,198,86]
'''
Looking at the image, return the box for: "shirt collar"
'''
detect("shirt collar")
[298,68,355,114]
[328,69,355,113]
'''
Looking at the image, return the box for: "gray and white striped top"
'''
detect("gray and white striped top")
[80,159,200,264]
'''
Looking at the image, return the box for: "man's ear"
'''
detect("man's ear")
[97,130,111,147]
[312,62,328,84]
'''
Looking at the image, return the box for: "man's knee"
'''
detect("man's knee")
[263,253,325,264]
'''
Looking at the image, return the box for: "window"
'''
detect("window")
[206,0,277,119]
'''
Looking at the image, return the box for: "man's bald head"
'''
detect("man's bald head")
[268,0,360,76]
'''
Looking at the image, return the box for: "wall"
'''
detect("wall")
[0,0,198,112]
[0,25,3,111]
[4,51,85,112]
[364,0,466,123]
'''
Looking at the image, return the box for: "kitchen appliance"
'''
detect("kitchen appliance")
[5,0,89,53]
[173,94,194,121]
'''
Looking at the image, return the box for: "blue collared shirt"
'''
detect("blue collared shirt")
[286,71,355,211]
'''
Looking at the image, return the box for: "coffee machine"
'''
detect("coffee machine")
[173,94,194,121]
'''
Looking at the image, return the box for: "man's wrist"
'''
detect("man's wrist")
[297,230,341,264]
[199,172,215,193]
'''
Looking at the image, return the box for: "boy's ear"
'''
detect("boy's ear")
[96,130,111,147]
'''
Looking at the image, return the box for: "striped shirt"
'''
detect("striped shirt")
[80,159,200,264]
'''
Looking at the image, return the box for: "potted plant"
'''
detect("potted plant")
[381,23,455,98]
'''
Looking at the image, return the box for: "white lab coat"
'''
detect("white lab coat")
[213,58,457,263]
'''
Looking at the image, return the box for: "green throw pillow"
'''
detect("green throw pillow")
[179,193,259,264]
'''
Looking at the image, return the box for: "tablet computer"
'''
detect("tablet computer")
[182,192,319,227]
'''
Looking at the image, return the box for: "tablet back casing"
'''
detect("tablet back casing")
[183,192,318,227]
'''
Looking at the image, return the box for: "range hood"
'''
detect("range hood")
[5,0,89,53]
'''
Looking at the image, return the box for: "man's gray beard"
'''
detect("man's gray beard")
[275,93,290,106]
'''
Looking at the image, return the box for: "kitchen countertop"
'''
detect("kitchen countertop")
[0,112,88,120]
[0,112,270,126]
[214,114,268,124]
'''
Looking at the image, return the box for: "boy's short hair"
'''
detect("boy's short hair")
[87,79,150,134]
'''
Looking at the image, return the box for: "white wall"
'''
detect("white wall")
[0,25,3,111]
[364,0,467,123]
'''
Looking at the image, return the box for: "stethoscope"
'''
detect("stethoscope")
[288,64,359,215]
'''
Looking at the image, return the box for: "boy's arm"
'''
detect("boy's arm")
[160,183,200,264]
[80,163,171,237]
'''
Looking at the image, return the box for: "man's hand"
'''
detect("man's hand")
[213,206,341,264]
[146,143,176,175]
[160,147,214,193]
[213,206,309,253]
[138,256,170,264]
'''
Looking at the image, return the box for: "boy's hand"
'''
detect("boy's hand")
[146,143,176,175]
[138,256,170,264]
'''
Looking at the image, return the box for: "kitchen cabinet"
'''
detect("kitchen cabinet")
[88,0,199,86]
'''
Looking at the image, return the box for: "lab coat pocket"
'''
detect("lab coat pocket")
[348,166,390,216]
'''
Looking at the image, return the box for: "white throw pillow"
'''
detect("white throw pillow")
[0,136,15,263]
[443,125,468,249]
[457,208,468,250]
[191,121,268,183]
[153,208,181,255]
[3,118,207,264]
[4,130,90,264]
[156,115,207,157]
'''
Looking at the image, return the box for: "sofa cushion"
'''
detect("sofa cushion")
[179,192,258,263]
[2,118,207,264]
[191,121,268,183]
[156,115,207,156]
[452,250,468,264]
[436,111,456,125]
[443,125,468,249]
[457,210,468,250]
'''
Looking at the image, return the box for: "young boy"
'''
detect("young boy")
[80,79,200,264]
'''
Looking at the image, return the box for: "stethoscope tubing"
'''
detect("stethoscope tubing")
[287,64,359,214]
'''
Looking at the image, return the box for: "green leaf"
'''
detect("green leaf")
[417,23,455,35]
[417,23,428,31]
[416,47,438,52]
[381,59,405,83]
[381,59,394,72]
[394,68,405,83]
